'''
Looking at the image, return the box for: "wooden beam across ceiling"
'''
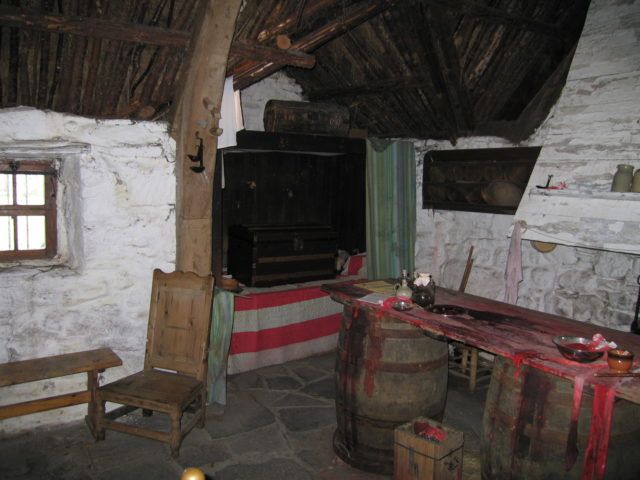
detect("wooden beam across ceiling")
[309,76,434,100]
[425,0,570,43]
[0,4,311,70]
[231,0,400,91]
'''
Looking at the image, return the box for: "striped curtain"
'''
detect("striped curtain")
[366,139,416,279]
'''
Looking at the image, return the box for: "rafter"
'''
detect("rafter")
[309,76,433,100]
[0,4,191,48]
[232,0,400,91]
[425,0,569,42]
[230,43,315,69]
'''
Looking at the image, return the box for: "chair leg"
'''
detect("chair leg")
[169,410,183,458]
[469,348,479,393]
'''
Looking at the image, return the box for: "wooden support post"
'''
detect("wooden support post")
[172,0,242,276]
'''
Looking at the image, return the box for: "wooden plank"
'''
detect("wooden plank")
[0,348,122,387]
[322,281,640,405]
[0,390,90,420]
[227,130,366,156]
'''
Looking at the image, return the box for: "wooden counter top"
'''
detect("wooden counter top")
[323,281,640,405]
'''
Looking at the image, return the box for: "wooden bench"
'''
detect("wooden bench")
[0,348,122,428]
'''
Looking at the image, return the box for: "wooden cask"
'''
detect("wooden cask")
[481,356,640,480]
[334,305,449,474]
[263,100,350,136]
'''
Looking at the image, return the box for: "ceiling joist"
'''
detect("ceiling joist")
[232,0,400,91]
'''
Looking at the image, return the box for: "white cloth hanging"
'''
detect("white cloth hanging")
[217,76,244,149]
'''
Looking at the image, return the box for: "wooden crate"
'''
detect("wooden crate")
[394,417,464,480]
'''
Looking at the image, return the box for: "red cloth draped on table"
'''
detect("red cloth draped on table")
[227,284,344,374]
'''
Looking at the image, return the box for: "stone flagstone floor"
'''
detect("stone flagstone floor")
[0,351,486,479]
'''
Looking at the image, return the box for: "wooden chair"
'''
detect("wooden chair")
[90,269,214,457]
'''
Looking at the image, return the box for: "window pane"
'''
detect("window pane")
[0,216,15,251]
[0,174,13,205]
[16,174,45,205]
[17,215,46,250]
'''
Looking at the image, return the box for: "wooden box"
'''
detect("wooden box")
[227,224,338,287]
[394,418,464,480]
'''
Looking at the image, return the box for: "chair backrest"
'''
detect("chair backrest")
[144,269,214,381]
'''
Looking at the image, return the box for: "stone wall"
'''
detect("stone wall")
[414,0,640,331]
[0,108,176,434]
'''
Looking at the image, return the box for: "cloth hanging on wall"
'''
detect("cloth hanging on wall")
[366,140,416,280]
[207,288,235,405]
[217,76,244,149]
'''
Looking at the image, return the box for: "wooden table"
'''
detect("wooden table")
[323,281,640,479]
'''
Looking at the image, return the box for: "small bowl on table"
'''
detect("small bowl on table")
[607,348,635,372]
[553,336,604,363]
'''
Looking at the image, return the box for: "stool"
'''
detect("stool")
[449,342,492,392]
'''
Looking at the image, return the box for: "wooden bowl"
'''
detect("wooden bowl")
[607,348,634,372]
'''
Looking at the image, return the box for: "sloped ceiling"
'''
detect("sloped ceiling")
[0,0,590,142]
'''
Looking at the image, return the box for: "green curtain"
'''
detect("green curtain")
[366,139,416,279]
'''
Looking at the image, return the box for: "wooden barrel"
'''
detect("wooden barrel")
[334,305,448,474]
[263,100,350,136]
[482,357,640,480]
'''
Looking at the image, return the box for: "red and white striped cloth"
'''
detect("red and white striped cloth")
[227,277,362,374]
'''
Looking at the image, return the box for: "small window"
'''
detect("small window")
[0,160,57,260]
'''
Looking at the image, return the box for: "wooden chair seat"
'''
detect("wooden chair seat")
[90,269,214,457]
[98,370,202,412]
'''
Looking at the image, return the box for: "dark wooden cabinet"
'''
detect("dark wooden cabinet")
[227,224,338,287]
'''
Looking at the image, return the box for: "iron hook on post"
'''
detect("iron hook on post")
[188,132,205,173]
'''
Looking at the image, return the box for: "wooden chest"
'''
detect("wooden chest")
[227,224,338,287]
[394,418,464,480]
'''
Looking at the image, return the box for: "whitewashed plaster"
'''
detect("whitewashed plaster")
[414,0,640,331]
[515,0,640,254]
[239,71,304,131]
[0,107,176,434]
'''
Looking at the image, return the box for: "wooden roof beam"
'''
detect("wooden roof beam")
[230,43,316,69]
[0,4,191,47]
[232,0,401,91]
[426,0,570,42]
[309,76,434,100]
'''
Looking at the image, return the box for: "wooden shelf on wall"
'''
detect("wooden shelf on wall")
[422,147,541,215]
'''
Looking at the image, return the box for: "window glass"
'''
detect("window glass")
[16,174,45,205]
[0,216,15,251]
[17,215,46,250]
[0,174,12,205]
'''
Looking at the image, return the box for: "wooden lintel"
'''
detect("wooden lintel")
[425,0,569,42]
[233,0,400,91]
[0,4,191,48]
[229,43,315,70]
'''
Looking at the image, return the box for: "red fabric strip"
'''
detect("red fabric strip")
[235,286,329,311]
[581,384,616,480]
[229,313,341,354]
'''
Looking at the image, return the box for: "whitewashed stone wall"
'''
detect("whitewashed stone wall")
[515,0,640,254]
[0,108,176,434]
[239,71,304,130]
[414,0,640,331]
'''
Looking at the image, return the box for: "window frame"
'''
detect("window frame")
[0,159,58,261]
